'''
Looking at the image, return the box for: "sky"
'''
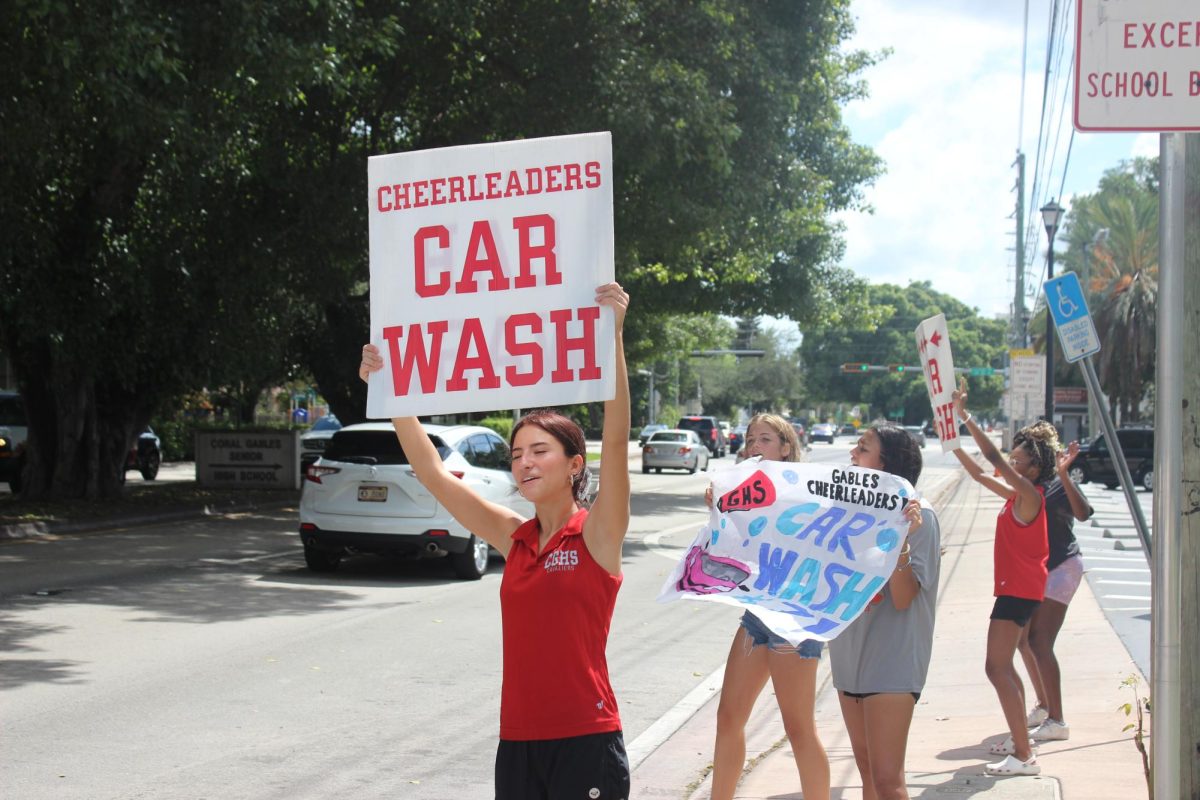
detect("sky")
[830,0,1159,323]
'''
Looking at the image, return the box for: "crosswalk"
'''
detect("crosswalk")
[1073,484,1151,672]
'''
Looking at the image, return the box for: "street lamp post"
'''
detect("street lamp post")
[1040,199,1064,425]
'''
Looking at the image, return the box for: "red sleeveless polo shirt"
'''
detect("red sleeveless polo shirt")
[498,507,623,740]
[994,486,1049,601]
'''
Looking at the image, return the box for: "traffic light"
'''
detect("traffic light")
[888,364,906,374]
[842,363,869,373]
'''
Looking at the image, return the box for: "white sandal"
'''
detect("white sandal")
[988,736,1035,755]
[985,753,1041,776]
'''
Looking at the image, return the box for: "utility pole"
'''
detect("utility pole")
[1154,130,1200,799]
[1013,152,1027,349]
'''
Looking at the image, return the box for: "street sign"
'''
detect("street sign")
[1008,355,1046,418]
[1009,348,1034,358]
[1075,0,1200,132]
[1044,272,1102,363]
[968,367,995,376]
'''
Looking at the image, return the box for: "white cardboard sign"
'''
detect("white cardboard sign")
[366,133,616,418]
[915,314,961,452]
[657,459,913,645]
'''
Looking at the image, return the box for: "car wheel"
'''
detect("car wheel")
[1067,465,1086,485]
[689,459,698,474]
[140,449,161,481]
[1139,469,1153,492]
[1104,482,1119,490]
[452,534,489,580]
[8,462,23,495]
[642,463,649,474]
[304,544,342,572]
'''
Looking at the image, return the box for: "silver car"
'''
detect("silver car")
[642,429,710,474]
[299,422,533,579]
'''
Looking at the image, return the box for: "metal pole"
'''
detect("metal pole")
[1044,241,1055,424]
[1080,359,1151,554]
[1152,130,1185,800]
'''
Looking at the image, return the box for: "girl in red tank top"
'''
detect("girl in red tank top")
[359,283,633,800]
[952,380,1055,777]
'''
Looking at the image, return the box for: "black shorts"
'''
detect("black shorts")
[842,689,921,703]
[990,595,1040,626]
[495,730,630,800]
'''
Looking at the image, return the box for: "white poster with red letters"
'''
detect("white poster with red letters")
[657,459,913,645]
[915,313,962,452]
[366,133,616,418]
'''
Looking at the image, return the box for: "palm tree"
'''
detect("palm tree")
[1086,192,1158,423]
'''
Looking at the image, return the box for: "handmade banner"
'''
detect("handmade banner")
[658,458,914,644]
[366,132,616,418]
[914,313,961,452]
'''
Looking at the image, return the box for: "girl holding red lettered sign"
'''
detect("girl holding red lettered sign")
[359,282,632,800]
[951,378,1053,777]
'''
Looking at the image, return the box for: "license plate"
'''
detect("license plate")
[358,486,387,502]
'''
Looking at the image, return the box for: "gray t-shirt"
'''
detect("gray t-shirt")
[828,503,941,694]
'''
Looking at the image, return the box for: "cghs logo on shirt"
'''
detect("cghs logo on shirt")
[543,548,580,573]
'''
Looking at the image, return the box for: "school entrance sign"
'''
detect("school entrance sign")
[1075,0,1200,132]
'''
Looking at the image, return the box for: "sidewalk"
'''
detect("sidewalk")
[634,471,1149,800]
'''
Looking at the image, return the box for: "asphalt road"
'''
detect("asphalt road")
[0,435,964,800]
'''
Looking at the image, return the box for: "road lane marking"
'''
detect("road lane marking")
[199,550,297,565]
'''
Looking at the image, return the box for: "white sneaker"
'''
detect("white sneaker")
[986,753,1041,776]
[1030,718,1070,741]
[1025,705,1048,727]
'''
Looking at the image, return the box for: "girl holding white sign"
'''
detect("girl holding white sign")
[829,423,940,800]
[708,413,831,800]
[359,282,632,800]
[951,379,1052,777]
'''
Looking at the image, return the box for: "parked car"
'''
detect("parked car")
[728,424,747,454]
[300,413,343,471]
[1068,427,1155,491]
[642,429,710,474]
[838,423,858,437]
[676,415,727,457]
[903,425,926,446]
[637,422,668,447]
[0,391,28,492]
[123,427,162,481]
[298,422,534,578]
[789,420,809,449]
[809,423,836,444]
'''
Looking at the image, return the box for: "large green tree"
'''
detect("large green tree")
[1054,158,1158,422]
[800,282,1008,424]
[2,0,879,498]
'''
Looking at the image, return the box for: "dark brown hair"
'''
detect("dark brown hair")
[868,422,924,486]
[1012,425,1058,485]
[510,410,589,503]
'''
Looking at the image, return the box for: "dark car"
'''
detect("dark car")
[728,424,747,454]
[300,413,343,471]
[838,424,858,437]
[1068,427,1155,491]
[123,427,162,481]
[676,415,727,457]
[637,423,668,447]
[789,420,809,449]
[0,391,28,492]
[809,423,836,444]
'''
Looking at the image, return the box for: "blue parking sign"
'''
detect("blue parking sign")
[1044,273,1100,362]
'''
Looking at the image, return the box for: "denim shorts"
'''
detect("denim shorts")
[739,611,824,659]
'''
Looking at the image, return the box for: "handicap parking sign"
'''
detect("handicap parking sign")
[1044,272,1100,362]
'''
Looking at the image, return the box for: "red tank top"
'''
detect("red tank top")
[499,507,623,740]
[994,486,1049,600]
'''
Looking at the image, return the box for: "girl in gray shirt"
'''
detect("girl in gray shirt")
[829,423,941,800]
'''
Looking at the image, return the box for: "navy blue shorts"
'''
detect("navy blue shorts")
[495,730,629,800]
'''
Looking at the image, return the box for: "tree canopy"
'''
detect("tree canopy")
[1,0,880,498]
[800,282,1008,424]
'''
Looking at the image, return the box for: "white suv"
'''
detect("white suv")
[299,422,533,579]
